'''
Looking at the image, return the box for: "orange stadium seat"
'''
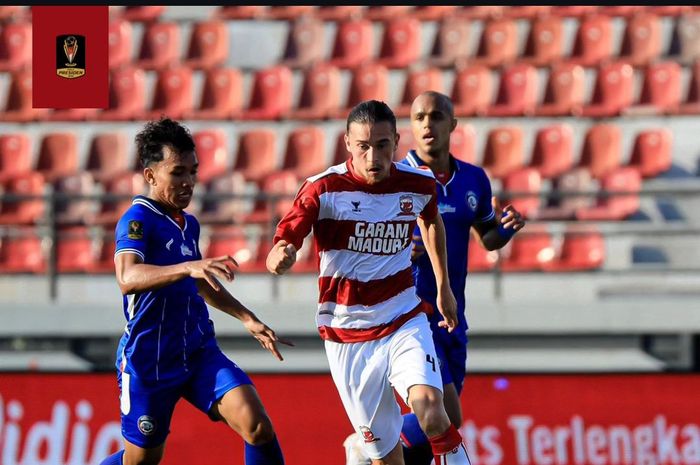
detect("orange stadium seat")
[121,6,164,22]
[581,62,635,117]
[136,22,180,70]
[576,167,641,221]
[376,17,422,69]
[544,227,605,272]
[459,6,504,20]
[90,172,144,226]
[530,124,574,180]
[450,125,477,165]
[36,133,78,183]
[568,15,613,66]
[0,21,31,72]
[56,227,94,273]
[579,124,622,179]
[0,172,45,225]
[233,129,278,183]
[240,66,293,120]
[185,20,229,70]
[627,61,681,115]
[619,12,661,66]
[193,130,229,184]
[483,126,524,180]
[198,171,250,225]
[0,70,49,122]
[487,64,539,117]
[474,18,518,67]
[146,67,193,120]
[535,63,585,116]
[288,62,342,120]
[503,6,552,19]
[550,6,598,17]
[537,167,595,221]
[0,229,45,274]
[246,170,299,225]
[108,18,132,70]
[282,126,327,179]
[86,132,129,184]
[502,167,542,219]
[395,127,415,162]
[451,65,493,117]
[314,6,364,21]
[202,226,259,272]
[99,67,147,121]
[189,67,243,120]
[428,17,471,68]
[281,16,325,69]
[412,6,458,21]
[395,68,444,118]
[216,6,265,20]
[627,128,673,178]
[675,14,700,64]
[467,229,498,272]
[333,131,350,166]
[265,6,315,20]
[522,16,564,66]
[598,6,643,17]
[364,6,413,21]
[501,226,554,272]
[0,133,31,183]
[334,63,389,118]
[86,231,116,274]
[329,19,373,69]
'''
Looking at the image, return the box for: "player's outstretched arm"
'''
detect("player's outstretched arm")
[474,196,526,251]
[266,240,298,275]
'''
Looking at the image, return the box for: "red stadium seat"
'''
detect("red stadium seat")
[0,22,31,72]
[86,132,129,184]
[0,228,45,274]
[0,70,49,122]
[619,12,661,66]
[376,17,422,69]
[482,126,524,180]
[503,6,552,19]
[598,6,643,17]
[501,226,554,272]
[99,67,147,121]
[136,22,180,70]
[333,64,389,118]
[486,64,539,117]
[288,62,342,120]
[530,124,574,179]
[86,231,116,274]
[233,130,278,183]
[474,18,518,67]
[36,133,78,183]
[53,174,96,226]
[568,15,613,67]
[246,170,299,224]
[428,17,472,68]
[412,6,459,21]
[240,66,293,120]
[0,6,26,21]
[189,67,243,120]
[450,125,477,165]
[122,6,164,22]
[395,68,444,118]
[451,65,494,117]
[56,227,94,273]
[576,167,641,221]
[281,15,325,69]
[0,133,31,183]
[314,6,364,21]
[364,6,413,21]
[282,126,327,179]
[108,18,132,70]
[333,131,350,166]
[329,19,373,69]
[544,227,605,272]
[627,128,673,178]
[502,167,542,219]
[0,172,45,225]
[522,16,564,66]
[647,6,692,17]
[216,6,265,20]
[579,123,622,179]
[675,14,700,64]
[193,130,229,184]
[627,61,681,115]
[202,226,259,273]
[292,232,319,274]
[459,6,504,20]
[395,127,415,162]
[198,171,250,225]
[90,172,144,227]
[467,230,498,272]
[550,6,598,17]
[679,60,700,114]
[536,167,595,221]
[46,106,100,122]
[184,20,229,70]
[146,67,193,120]
[581,62,635,117]
[265,6,315,20]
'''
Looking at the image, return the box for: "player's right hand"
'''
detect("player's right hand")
[436,286,458,333]
[266,240,297,275]
[186,255,238,291]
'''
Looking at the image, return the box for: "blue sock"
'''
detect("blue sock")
[244,435,284,465]
[99,450,124,465]
[401,413,428,448]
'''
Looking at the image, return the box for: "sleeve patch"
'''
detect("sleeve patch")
[127,220,144,240]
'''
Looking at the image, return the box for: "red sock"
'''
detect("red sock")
[428,424,463,456]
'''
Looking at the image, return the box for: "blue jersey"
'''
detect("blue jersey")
[114,195,216,382]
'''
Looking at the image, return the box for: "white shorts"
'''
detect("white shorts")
[324,312,443,460]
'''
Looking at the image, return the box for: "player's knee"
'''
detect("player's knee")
[241,415,275,445]
[409,388,449,436]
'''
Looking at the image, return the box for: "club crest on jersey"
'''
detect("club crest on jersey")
[398,195,414,216]
[359,425,380,443]
[138,415,156,436]
[128,220,143,239]
[466,191,478,212]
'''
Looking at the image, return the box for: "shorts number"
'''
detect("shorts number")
[426,354,436,372]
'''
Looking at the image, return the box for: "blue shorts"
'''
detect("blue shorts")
[433,331,469,395]
[117,344,252,448]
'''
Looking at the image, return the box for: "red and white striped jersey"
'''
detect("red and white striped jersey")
[274,159,439,343]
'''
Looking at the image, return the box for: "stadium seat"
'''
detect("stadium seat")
[136,22,180,70]
[333,131,350,166]
[428,17,472,68]
[486,64,539,117]
[450,125,477,165]
[0,228,45,274]
[501,167,542,219]
[581,61,635,117]
[108,18,132,70]
[619,12,661,66]
[193,130,229,185]
[85,132,129,184]
[90,172,144,226]
[287,62,342,120]
[0,21,31,72]
[501,226,555,272]
[459,6,504,20]
[568,15,613,67]
[329,19,373,69]
[265,6,315,20]
[198,171,250,225]
[626,61,681,115]
[579,123,622,179]
[46,106,100,122]
[281,16,325,69]
[544,227,605,272]
[376,17,422,69]
[364,6,413,21]
[529,124,574,179]
[0,70,49,122]
[86,231,116,274]
[467,230,498,272]
[98,67,147,121]
[0,172,45,225]
[576,167,641,221]
[482,126,524,180]
[246,170,299,225]
[474,18,518,67]
[240,66,293,120]
[674,14,700,64]
[0,6,26,21]
[678,59,700,114]
[536,167,595,220]
[451,65,494,117]
[647,6,692,17]
[503,6,552,18]
[233,129,278,183]
[598,6,643,17]
[184,20,229,70]
[396,127,415,162]
[0,133,31,183]
[412,6,458,21]
[292,232,319,274]
[56,227,94,273]
[202,226,259,272]
[333,63,389,118]
[189,67,243,120]
[282,126,327,179]
[314,6,364,21]
[395,68,444,117]
[627,128,673,178]
[550,6,599,17]
[216,6,265,19]
[53,173,97,226]
[521,16,564,66]
[146,67,194,120]
[36,133,78,183]
[121,6,164,22]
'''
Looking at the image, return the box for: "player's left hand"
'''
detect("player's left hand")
[244,318,295,361]
[436,287,458,333]
[492,196,525,232]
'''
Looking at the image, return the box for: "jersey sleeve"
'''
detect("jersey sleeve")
[418,178,438,222]
[475,167,496,223]
[114,207,149,262]
[273,180,320,250]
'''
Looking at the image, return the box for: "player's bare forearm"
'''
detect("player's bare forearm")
[115,254,191,294]
[196,278,256,323]
[417,215,451,292]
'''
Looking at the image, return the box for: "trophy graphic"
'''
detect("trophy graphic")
[56,34,85,79]
[63,36,78,67]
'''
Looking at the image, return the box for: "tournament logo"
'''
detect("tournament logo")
[56,34,86,79]
[466,191,478,212]
[137,415,156,436]
[128,220,143,240]
[359,425,380,443]
[399,195,414,215]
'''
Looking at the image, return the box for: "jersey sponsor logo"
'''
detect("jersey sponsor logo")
[466,191,478,212]
[180,243,193,257]
[398,195,414,216]
[137,415,156,436]
[359,425,381,443]
[128,220,143,239]
[438,203,456,214]
[347,221,410,254]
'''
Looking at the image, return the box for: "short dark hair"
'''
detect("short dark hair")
[346,100,396,133]
[135,117,195,168]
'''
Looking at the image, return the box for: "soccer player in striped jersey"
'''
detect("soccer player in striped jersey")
[99,118,289,465]
[267,100,473,465]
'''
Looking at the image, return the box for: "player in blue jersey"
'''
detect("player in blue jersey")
[99,118,289,465]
